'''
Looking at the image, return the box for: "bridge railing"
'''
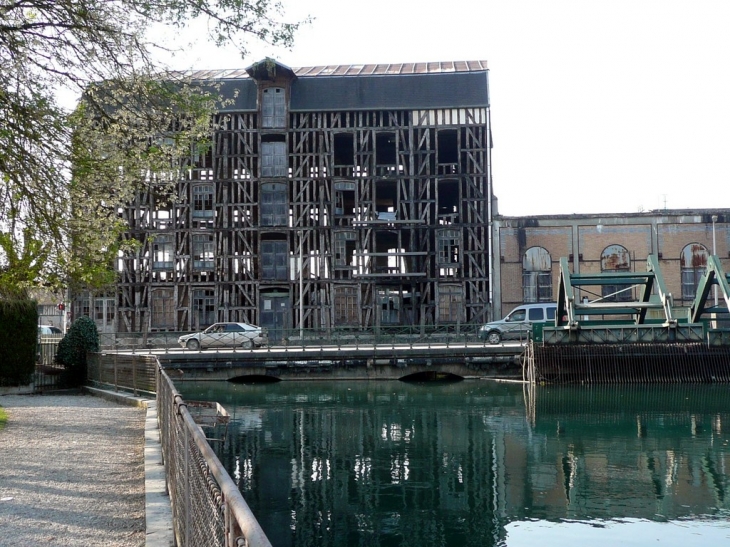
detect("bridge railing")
[98,324,506,353]
[157,365,272,547]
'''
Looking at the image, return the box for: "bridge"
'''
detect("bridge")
[115,341,526,382]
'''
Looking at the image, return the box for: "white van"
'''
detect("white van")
[478,303,557,344]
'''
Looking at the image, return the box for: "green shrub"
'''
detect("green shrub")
[0,298,37,386]
[56,316,99,386]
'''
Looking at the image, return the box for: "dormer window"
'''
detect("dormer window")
[262,87,286,128]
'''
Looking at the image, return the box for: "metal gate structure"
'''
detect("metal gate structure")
[527,254,730,383]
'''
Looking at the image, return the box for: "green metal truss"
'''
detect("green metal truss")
[556,254,676,329]
[689,255,730,324]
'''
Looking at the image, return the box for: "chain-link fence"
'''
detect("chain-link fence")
[157,366,272,547]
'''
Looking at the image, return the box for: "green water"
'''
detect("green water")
[177,380,730,546]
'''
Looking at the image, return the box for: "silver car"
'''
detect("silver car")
[478,303,557,345]
[178,322,267,350]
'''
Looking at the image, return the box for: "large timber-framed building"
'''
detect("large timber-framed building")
[114,59,493,338]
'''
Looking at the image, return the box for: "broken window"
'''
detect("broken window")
[152,234,174,270]
[192,234,215,271]
[192,184,214,218]
[260,182,288,226]
[437,229,460,265]
[151,289,175,329]
[261,140,288,177]
[600,244,633,302]
[262,87,286,128]
[334,231,356,267]
[681,243,709,300]
[522,247,552,303]
[192,289,215,329]
[261,240,288,280]
[334,286,358,325]
[437,284,463,323]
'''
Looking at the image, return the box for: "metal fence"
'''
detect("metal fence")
[87,352,157,395]
[157,366,272,547]
[98,324,498,353]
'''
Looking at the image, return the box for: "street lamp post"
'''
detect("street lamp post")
[712,215,718,307]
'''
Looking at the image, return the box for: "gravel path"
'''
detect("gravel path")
[0,394,145,547]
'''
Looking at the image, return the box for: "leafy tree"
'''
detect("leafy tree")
[0,0,306,293]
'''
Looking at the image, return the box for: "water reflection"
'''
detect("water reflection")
[177,381,730,546]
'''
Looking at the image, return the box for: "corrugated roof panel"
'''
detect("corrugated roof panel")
[179,60,488,81]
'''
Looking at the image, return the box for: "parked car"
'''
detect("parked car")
[478,303,557,345]
[178,322,267,350]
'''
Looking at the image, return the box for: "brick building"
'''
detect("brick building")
[493,210,730,319]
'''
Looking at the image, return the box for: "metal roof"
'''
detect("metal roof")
[183,61,488,81]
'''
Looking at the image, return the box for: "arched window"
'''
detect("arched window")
[523,247,552,303]
[680,243,709,300]
[600,244,632,302]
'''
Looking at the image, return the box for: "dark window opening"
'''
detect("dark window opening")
[334,133,355,165]
[437,130,458,164]
[375,133,397,165]
[375,180,397,217]
[437,180,459,222]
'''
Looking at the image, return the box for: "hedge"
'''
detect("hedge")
[0,298,38,386]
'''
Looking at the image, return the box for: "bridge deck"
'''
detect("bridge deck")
[114,341,526,381]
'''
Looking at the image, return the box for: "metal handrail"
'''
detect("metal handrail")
[157,366,271,547]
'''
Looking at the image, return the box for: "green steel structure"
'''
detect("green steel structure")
[528,255,730,383]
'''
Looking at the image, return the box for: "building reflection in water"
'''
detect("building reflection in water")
[177,381,730,547]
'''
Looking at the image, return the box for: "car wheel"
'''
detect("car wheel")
[186,339,201,351]
[242,339,253,349]
[487,331,502,345]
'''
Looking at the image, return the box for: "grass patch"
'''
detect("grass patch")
[0,406,6,431]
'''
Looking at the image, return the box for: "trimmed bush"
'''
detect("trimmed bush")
[56,316,99,387]
[0,298,37,386]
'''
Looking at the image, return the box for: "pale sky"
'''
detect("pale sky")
[160,0,730,217]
